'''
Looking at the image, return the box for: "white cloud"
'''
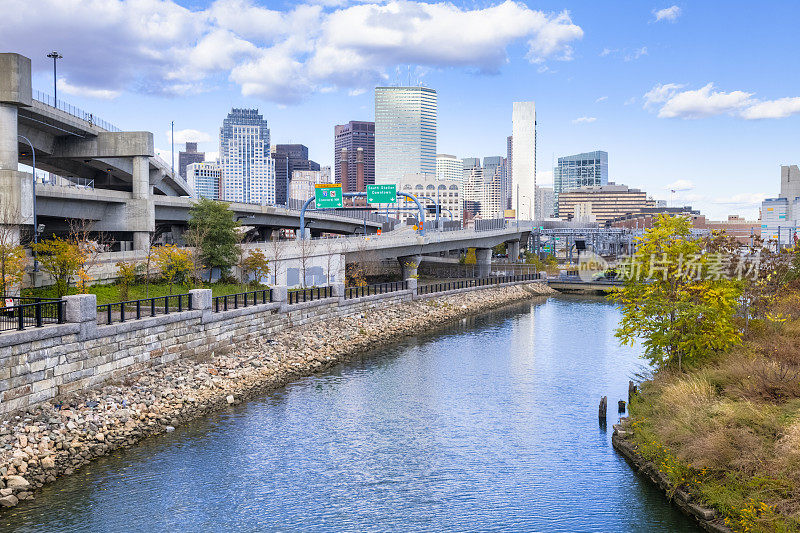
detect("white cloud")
[711,192,769,206]
[644,82,800,120]
[665,179,694,191]
[167,129,213,145]
[538,170,553,186]
[624,46,648,61]
[0,0,584,104]
[58,78,120,100]
[348,88,366,97]
[595,95,608,102]
[599,47,616,57]
[740,97,800,119]
[654,6,681,23]
[572,116,596,124]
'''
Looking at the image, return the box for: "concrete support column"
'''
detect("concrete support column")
[398,254,422,279]
[475,248,492,278]
[130,155,154,250]
[0,104,18,170]
[507,240,521,262]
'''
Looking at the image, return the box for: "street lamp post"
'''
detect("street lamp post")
[17,135,39,271]
[46,51,62,107]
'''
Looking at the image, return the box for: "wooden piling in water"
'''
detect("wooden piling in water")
[628,380,637,405]
[618,400,626,413]
[599,396,607,421]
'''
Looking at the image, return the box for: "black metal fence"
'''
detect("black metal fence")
[418,274,541,295]
[97,293,193,325]
[288,286,334,305]
[213,289,273,312]
[344,281,408,300]
[0,297,65,333]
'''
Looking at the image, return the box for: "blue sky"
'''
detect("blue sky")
[4,0,800,219]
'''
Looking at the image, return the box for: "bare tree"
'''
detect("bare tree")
[68,218,113,293]
[323,236,340,285]
[297,236,317,288]
[184,224,210,287]
[267,233,286,286]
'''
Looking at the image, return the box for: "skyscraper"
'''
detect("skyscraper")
[274,144,319,205]
[178,142,205,180]
[511,102,536,220]
[375,86,437,185]
[219,108,275,205]
[554,150,609,215]
[505,135,513,210]
[436,154,463,182]
[335,121,375,192]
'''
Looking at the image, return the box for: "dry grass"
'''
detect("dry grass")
[630,302,800,532]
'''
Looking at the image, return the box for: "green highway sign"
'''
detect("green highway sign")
[366,184,397,204]
[314,183,343,208]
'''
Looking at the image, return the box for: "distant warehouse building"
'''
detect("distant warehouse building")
[558,184,654,225]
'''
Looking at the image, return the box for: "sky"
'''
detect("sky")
[2,0,799,220]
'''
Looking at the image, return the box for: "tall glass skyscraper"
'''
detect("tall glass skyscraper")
[553,150,608,215]
[374,86,437,184]
[220,108,275,205]
[511,102,536,220]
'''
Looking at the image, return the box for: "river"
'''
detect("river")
[1,296,700,532]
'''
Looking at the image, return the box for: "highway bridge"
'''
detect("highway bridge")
[0,52,387,250]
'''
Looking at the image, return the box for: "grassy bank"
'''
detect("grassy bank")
[628,319,800,532]
[22,282,258,305]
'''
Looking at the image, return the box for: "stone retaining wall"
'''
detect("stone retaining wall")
[0,279,540,415]
[612,422,733,533]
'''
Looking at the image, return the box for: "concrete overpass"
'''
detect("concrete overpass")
[0,52,384,249]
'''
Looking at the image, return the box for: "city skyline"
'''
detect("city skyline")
[5,1,800,219]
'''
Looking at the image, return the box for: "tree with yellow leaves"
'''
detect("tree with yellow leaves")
[611,215,742,372]
[32,237,84,298]
[153,245,193,294]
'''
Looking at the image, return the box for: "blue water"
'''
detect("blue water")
[1,297,700,532]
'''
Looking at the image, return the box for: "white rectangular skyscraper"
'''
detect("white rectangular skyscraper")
[511,102,536,220]
[375,86,437,185]
[220,108,275,205]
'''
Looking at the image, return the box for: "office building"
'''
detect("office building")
[178,142,205,180]
[397,173,462,223]
[535,186,556,220]
[558,183,654,225]
[462,157,503,221]
[436,154,463,182]
[220,108,275,204]
[187,161,221,200]
[271,150,289,205]
[554,150,608,215]
[375,86,437,184]
[289,170,331,204]
[511,102,536,220]
[335,121,375,192]
[760,165,800,247]
[274,144,320,205]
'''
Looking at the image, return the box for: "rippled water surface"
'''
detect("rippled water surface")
[2,297,701,532]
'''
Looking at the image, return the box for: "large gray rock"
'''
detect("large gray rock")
[5,475,29,489]
[0,494,18,507]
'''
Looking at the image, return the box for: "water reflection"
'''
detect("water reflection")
[1,297,700,533]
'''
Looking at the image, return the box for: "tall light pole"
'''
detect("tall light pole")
[170,121,175,177]
[46,51,62,107]
[18,135,39,271]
